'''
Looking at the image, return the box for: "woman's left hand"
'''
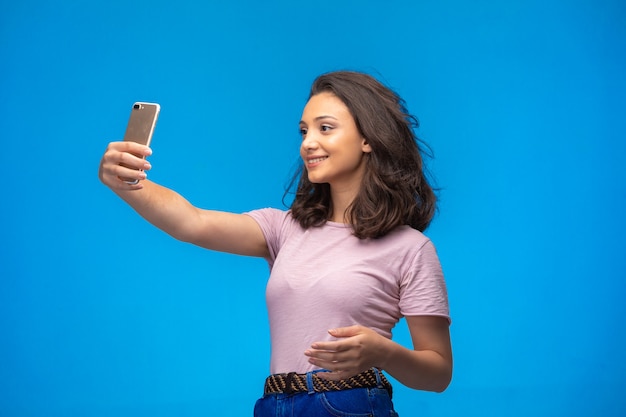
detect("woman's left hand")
[304,325,390,380]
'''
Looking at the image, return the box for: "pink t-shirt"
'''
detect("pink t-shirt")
[246,208,449,374]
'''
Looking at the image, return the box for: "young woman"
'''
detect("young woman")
[99,71,452,416]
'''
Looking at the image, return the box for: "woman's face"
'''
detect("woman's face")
[299,92,371,191]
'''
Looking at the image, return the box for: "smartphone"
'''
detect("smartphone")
[121,102,160,184]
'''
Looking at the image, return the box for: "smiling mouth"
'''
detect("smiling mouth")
[308,156,328,164]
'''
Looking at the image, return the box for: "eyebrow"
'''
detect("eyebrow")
[299,115,338,124]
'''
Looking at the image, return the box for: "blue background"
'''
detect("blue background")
[1,0,625,416]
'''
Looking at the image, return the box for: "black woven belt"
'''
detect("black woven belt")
[263,368,392,398]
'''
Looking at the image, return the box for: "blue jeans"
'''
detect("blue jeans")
[254,370,399,417]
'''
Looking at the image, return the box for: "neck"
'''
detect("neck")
[329,185,358,223]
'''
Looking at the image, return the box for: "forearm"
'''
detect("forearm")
[308,322,452,392]
[113,180,201,242]
[379,337,452,392]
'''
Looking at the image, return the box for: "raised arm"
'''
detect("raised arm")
[99,141,269,258]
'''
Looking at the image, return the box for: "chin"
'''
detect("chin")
[307,174,325,184]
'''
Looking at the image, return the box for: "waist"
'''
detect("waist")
[263,368,392,398]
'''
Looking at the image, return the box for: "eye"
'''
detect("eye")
[299,127,308,137]
[320,125,333,132]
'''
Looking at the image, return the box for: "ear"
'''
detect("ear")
[361,137,372,153]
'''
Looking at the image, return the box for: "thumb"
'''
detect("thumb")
[328,325,362,338]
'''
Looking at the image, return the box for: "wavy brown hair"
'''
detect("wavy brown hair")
[286,71,437,239]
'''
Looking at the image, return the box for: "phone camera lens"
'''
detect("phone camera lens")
[133,104,141,109]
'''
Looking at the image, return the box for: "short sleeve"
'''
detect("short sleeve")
[398,240,450,322]
[245,208,291,266]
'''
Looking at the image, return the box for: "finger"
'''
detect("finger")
[305,350,357,372]
[101,153,148,178]
[315,368,359,381]
[116,151,151,171]
[305,344,357,363]
[105,173,145,190]
[328,325,363,338]
[310,340,349,352]
[305,348,339,362]
[98,158,147,187]
[108,140,152,157]
[115,166,148,184]
[101,148,151,176]
[307,357,344,374]
[305,348,336,369]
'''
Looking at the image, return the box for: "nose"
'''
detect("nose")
[301,132,319,151]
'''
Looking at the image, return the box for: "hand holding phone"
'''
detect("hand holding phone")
[121,102,160,184]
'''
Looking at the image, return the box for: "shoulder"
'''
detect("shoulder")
[371,226,442,271]
[381,225,433,251]
[245,208,298,226]
[245,208,301,239]
[244,208,303,262]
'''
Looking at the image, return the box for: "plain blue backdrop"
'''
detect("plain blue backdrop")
[1,0,625,416]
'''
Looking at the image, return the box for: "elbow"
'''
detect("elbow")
[401,370,452,393]
[167,226,193,244]
[169,216,205,244]
[173,228,195,244]
[432,377,451,393]
[431,364,453,393]
[412,362,452,393]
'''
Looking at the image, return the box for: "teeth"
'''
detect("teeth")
[308,157,327,164]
